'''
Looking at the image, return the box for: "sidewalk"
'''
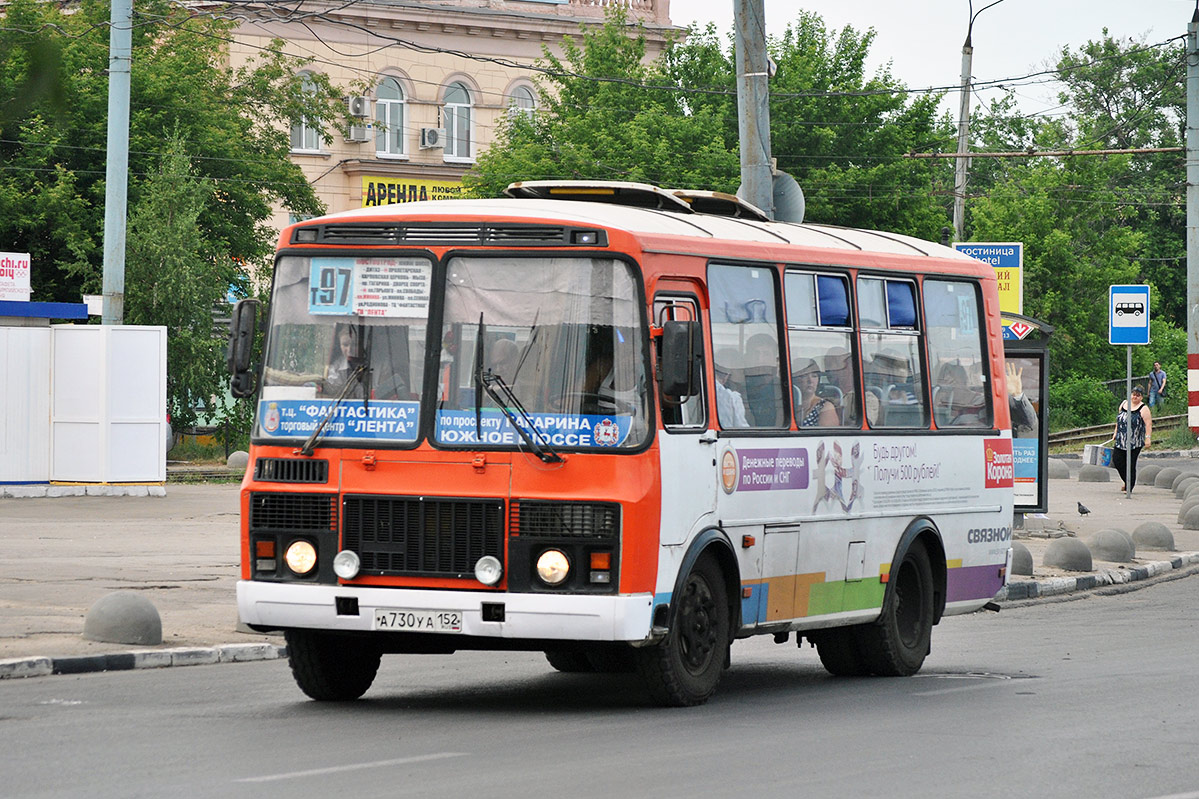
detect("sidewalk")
[0,482,284,676]
[2,457,1198,679]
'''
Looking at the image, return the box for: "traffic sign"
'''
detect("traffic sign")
[1109,284,1150,345]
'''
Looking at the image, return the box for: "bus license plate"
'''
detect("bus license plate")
[373,608,462,633]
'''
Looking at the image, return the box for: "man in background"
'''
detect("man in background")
[1148,361,1167,409]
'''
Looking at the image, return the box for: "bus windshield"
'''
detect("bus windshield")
[434,255,650,451]
[257,254,432,445]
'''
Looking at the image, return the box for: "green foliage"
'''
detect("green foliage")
[0,0,341,303]
[1048,375,1118,431]
[468,8,951,240]
[0,0,348,438]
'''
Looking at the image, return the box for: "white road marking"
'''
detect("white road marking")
[236,752,467,783]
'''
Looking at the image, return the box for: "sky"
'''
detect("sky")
[669,0,1196,115]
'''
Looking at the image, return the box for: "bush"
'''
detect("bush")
[1049,375,1118,431]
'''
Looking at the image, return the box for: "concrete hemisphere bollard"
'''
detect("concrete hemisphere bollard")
[1047,459,1071,479]
[1078,465,1112,483]
[1154,467,1181,489]
[1179,497,1199,524]
[82,591,163,645]
[1011,541,1034,576]
[1133,522,1176,551]
[227,450,250,470]
[1184,482,1199,501]
[1043,537,1094,572]
[1184,506,1199,531]
[1171,472,1199,492]
[1174,475,1199,498]
[1137,463,1163,486]
[1086,528,1136,563]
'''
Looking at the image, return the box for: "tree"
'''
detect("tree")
[0,0,345,304]
[468,9,950,239]
[124,133,235,429]
[1,0,350,434]
[465,11,738,197]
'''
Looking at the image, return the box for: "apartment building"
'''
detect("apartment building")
[224,0,676,230]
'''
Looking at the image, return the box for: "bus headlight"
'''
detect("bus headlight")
[333,550,361,580]
[474,555,503,586]
[284,540,318,575]
[536,549,570,586]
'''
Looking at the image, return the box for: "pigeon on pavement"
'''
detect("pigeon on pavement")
[1078,502,1091,515]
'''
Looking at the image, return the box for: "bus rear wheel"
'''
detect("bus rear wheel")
[855,541,935,676]
[811,627,870,676]
[285,630,382,701]
[635,554,730,707]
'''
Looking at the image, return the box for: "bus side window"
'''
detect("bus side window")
[784,271,859,428]
[655,297,706,429]
[859,277,927,428]
[925,280,990,428]
[708,264,785,429]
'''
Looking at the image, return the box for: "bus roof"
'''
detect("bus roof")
[291,197,977,262]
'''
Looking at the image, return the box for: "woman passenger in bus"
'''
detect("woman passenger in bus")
[792,357,839,427]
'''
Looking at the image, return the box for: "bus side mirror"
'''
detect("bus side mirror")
[661,320,702,397]
[227,299,260,399]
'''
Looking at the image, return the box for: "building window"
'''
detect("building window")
[290,73,322,153]
[443,82,473,162]
[376,77,406,158]
[509,85,536,119]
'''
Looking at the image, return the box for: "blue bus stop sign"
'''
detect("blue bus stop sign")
[1109,284,1150,345]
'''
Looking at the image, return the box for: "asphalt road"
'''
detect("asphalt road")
[4,573,1198,799]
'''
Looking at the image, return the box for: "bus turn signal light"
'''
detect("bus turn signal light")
[589,551,612,584]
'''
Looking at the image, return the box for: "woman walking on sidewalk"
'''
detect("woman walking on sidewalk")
[1112,385,1152,492]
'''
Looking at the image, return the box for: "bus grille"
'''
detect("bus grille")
[249,492,337,531]
[343,495,505,578]
[254,458,329,484]
[510,500,620,539]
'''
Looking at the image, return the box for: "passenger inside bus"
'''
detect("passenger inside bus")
[487,337,520,383]
[323,327,364,398]
[713,349,749,428]
[743,333,783,426]
[933,362,986,427]
[792,357,840,427]
[823,347,856,422]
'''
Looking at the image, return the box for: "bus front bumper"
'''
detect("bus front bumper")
[237,580,655,643]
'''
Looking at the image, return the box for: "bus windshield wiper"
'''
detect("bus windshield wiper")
[298,363,367,457]
[478,370,564,464]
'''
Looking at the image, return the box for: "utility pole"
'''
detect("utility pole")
[101,0,132,325]
[1187,7,1199,431]
[734,0,773,219]
[952,31,973,242]
[952,0,1007,243]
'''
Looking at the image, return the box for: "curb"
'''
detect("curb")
[997,552,1199,601]
[0,642,286,681]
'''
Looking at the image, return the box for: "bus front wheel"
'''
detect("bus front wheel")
[856,540,935,676]
[285,630,382,701]
[635,554,730,707]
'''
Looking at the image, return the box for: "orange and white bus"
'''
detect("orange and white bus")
[228,181,1014,707]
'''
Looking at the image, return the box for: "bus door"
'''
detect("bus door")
[654,292,717,547]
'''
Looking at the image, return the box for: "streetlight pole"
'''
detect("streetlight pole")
[952,0,1007,243]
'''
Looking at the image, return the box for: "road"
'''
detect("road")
[3,575,1198,799]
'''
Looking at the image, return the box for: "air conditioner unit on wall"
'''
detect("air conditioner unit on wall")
[420,127,446,149]
[347,124,371,143]
[347,96,370,117]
